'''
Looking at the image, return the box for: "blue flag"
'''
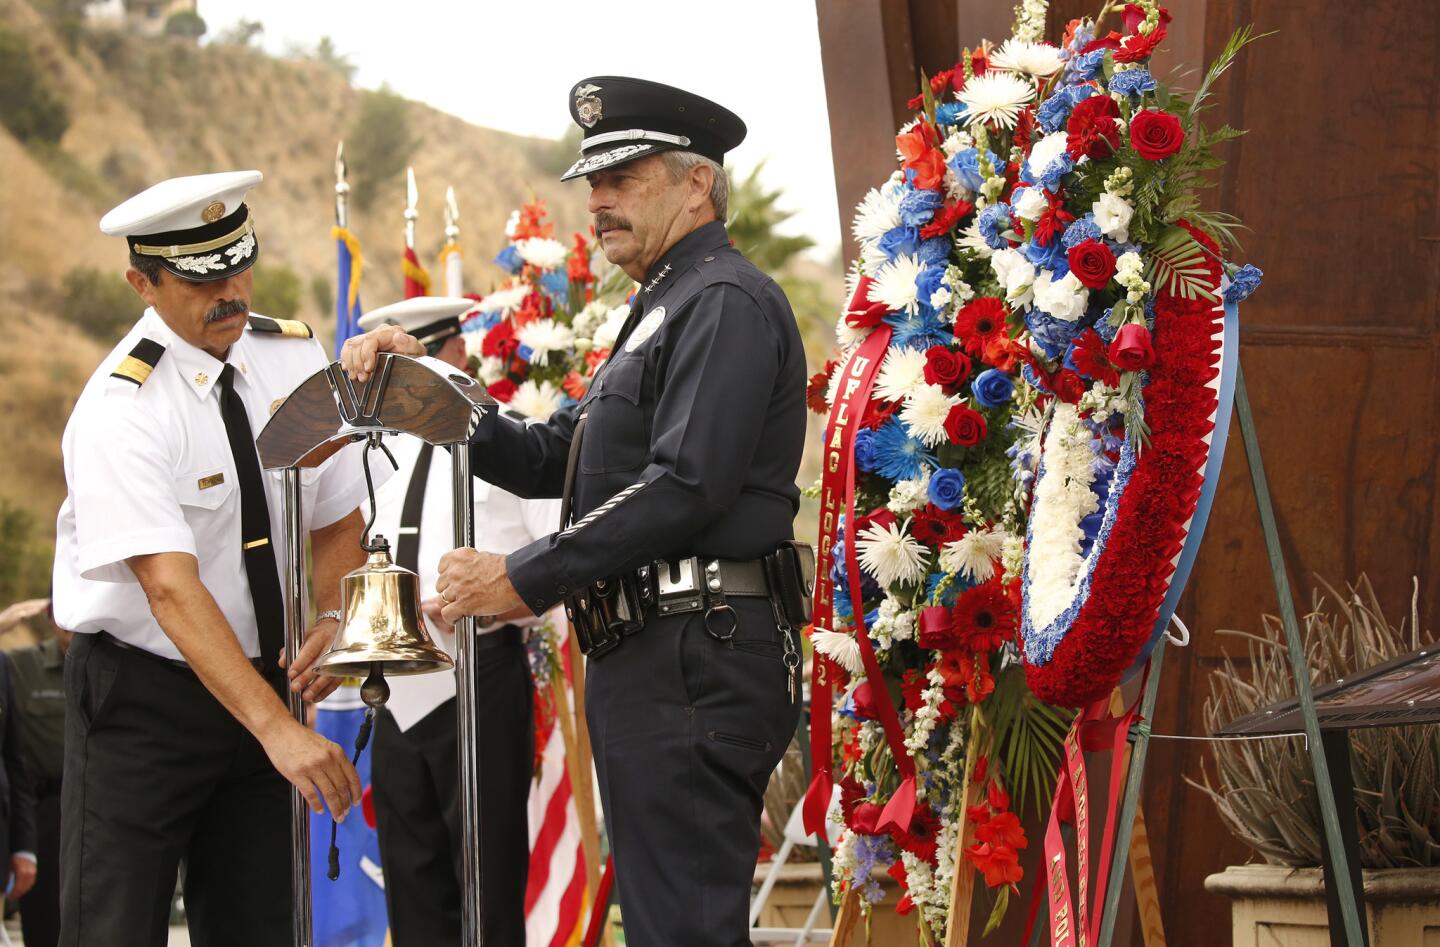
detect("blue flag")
[333,227,364,358]
[310,699,388,947]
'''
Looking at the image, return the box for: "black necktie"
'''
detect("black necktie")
[395,443,434,572]
[218,364,286,676]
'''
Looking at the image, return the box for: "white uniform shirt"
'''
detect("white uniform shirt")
[53,308,373,661]
[366,432,560,731]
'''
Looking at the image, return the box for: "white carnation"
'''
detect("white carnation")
[1013,185,1049,222]
[1033,270,1090,321]
[476,284,530,315]
[590,304,631,351]
[475,355,505,384]
[991,248,1036,309]
[1025,131,1071,187]
[571,299,609,339]
[1093,191,1135,243]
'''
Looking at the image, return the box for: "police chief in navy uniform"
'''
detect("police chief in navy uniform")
[344,76,810,947]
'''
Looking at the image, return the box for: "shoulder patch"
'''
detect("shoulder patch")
[248,314,314,339]
[109,337,166,386]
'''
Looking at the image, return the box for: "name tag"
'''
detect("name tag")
[198,472,225,490]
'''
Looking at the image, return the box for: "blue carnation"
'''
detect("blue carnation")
[878,225,922,261]
[870,418,937,482]
[949,148,1005,192]
[1225,264,1264,304]
[494,245,523,274]
[925,570,967,607]
[1094,307,1120,343]
[1037,152,1075,192]
[972,368,1016,409]
[1026,308,1084,358]
[516,343,535,362]
[928,467,966,510]
[539,269,570,299]
[899,186,944,227]
[1108,68,1157,101]
[853,428,878,473]
[978,203,1013,249]
[1066,48,1106,84]
[917,236,951,267]
[1062,214,1103,249]
[1024,238,1068,274]
[1036,89,1075,133]
[885,306,952,351]
[935,102,967,127]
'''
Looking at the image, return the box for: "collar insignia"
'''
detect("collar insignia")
[575,83,603,128]
[194,371,209,387]
[644,263,672,295]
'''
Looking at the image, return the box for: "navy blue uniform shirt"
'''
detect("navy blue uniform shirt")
[468,220,806,615]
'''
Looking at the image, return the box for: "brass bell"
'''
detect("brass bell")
[315,535,454,704]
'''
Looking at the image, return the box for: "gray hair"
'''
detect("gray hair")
[660,150,729,221]
[129,250,164,286]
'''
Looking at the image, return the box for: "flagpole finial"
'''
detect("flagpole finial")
[444,186,460,243]
[404,166,419,250]
[334,141,349,228]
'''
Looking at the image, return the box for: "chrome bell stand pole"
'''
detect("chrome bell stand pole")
[282,468,313,947]
[258,353,496,947]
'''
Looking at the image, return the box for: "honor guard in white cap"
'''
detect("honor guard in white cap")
[357,297,558,945]
[53,171,377,946]
[342,77,811,947]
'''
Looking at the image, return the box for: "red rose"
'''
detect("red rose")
[943,405,988,446]
[1108,323,1156,371]
[1066,95,1121,160]
[1122,3,1172,34]
[1052,368,1086,404]
[922,346,971,390]
[851,680,882,721]
[486,378,517,402]
[1067,240,1117,290]
[1129,109,1185,160]
[849,800,884,834]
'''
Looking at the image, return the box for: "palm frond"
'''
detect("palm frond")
[986,665,1073,817]
[1187,26,1270,121]
[1145,225,1220,302]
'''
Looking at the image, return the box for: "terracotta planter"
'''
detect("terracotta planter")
[752,862,920,946]
[1204,864,1440,945]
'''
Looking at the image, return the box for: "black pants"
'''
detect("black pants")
[587,596,801,947]
[371,632,534,946]
[19,788,61,947]
[59,633,290,947]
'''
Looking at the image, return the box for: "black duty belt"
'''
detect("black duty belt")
[98,630,266,674]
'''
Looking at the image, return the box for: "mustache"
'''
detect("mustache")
[204,299,249,324]
[594,212,632,233]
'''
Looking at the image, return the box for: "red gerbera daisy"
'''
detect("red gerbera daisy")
[892,804,942,863]
[951,579,1019,653]
[954,298,1008,360]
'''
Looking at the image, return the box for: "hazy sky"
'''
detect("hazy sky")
[199,1,842,260]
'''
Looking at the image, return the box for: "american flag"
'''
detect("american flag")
[524,655,591,947]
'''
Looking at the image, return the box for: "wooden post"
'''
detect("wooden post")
[827,888,864,947]
[942,705,986,946]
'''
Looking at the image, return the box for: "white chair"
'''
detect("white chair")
[749,787,839,945]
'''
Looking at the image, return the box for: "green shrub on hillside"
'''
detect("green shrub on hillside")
[251,264,302,319]
[310,273,334,318]
[164,11,207,40]
[59,266,138,343]
[349,87,419,210]
[0,499,52,605]
[0,26,70,145]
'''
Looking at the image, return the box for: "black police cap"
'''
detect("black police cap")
[561,76,746,181]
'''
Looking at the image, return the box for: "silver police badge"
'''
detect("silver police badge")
[625,307,666,352]
[574,83,603,128]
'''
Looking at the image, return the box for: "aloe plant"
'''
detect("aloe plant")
[1193,576,1440,868]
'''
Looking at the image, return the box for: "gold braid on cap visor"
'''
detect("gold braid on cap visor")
[130,216,256,259]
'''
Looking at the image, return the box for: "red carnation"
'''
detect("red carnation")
[920,198,974,239]
[907,68,957,109]
[923,345,971,391]
[486,377,517,402]
[1129,109,1185,160]
[944,404,988,446]
[951,579,1018,653]
[1108,323,1156,371]
[1066,95,1121,160]
[1067,239,1118,290]
[1116,23,1169,63]
[807,360,838,414]
[953,298,1008,360]
[1052,368,1086,404]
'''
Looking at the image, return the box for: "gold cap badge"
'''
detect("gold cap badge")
[194,372,209,387]
[201,201,226,223]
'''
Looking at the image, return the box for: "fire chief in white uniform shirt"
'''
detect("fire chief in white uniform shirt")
[359,297,558,947]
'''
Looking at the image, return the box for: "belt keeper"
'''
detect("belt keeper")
[702,558,737,641]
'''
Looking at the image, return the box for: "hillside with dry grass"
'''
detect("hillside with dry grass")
[0,0,594,595]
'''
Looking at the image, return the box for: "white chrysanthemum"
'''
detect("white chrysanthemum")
[571,299,609,339]
[516,318,575,366]
[956,219,995,259]
[503,209,520,239]
[957,71,1036,129]
[825,345,854,406]
[869,253,924,314]
[508,379,565,421]
[939,526,1006,582]
[835,313,867,350]
[991,247,1036,309]
[852,182,903,247]
[1026,130,1071,184]
[1093,191,1135,243]
[475,355,505,384]
[590,304,631,351]
[873,346,928,403]
[1033,270,1090,321]
[812,630,864,676]
[476,284,530,315]
[856,520,928,587]
[1013,185,1049,222]
[899,384,959,448]
[991,39,1064,77]
[941,129,974,159]
[514,237,569,270]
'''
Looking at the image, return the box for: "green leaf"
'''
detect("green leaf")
[983,884,1010,936]
[1145,225,1220,302]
